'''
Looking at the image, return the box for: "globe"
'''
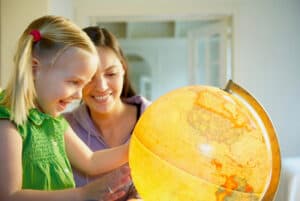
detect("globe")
[129,81,281,201]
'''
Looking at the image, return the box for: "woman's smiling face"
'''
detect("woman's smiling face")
[82,47,125,114]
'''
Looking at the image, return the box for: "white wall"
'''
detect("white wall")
[48,0,74,21]
[0,0,74,87]
[233,0,300,157]
[0,0,48,87]
[73,0,236,27]
[120,38,188,100]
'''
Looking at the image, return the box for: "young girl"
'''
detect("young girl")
[0,15,130,201]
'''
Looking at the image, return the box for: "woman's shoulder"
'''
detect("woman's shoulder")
[63,103,86,120]
[123,95,151,111]
[62,103,92,132]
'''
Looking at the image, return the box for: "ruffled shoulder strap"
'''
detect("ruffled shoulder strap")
[0,91,27,139]
[0,104,10,119]
[0,90,11,119]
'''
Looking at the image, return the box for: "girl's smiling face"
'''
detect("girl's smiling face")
[34,47,98,117]
[82,47,125,114]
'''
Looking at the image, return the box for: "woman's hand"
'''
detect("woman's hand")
[80,166,131,201]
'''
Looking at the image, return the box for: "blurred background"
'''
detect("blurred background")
[1,0,299,200]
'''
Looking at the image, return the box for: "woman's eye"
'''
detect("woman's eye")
[106,72,117,77]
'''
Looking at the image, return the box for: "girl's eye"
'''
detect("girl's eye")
[70,80,80,85]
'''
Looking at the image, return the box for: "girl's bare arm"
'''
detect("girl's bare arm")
[64,125,128,176]
[0,120,129,201]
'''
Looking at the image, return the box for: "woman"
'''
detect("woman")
[64,27,150,201]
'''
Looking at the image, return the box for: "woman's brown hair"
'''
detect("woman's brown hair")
[83,26,136,98]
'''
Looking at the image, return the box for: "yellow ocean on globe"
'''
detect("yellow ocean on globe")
[129,84,280,201]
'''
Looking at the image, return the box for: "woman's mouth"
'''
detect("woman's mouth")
[93,94,110,102]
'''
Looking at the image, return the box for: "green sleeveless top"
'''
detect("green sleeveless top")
[0,104,75,190]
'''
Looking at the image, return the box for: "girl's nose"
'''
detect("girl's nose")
[73,89,82,99]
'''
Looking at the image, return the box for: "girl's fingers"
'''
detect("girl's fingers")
[102,190,126,201]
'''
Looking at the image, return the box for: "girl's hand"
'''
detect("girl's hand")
[80,166,131,201]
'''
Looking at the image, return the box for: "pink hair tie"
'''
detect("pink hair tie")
[29,29,42,42]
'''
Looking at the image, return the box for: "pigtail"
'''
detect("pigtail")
[13,35,36,125]
[2,34,36,125]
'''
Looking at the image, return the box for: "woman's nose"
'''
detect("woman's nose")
[95,77,108,90]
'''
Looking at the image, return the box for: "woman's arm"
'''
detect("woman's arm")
[64,125,128,176]
[0,120,130,201]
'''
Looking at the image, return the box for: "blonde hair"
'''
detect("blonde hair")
[1,15,97,125]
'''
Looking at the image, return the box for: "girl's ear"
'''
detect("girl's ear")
[32,57,40,78]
